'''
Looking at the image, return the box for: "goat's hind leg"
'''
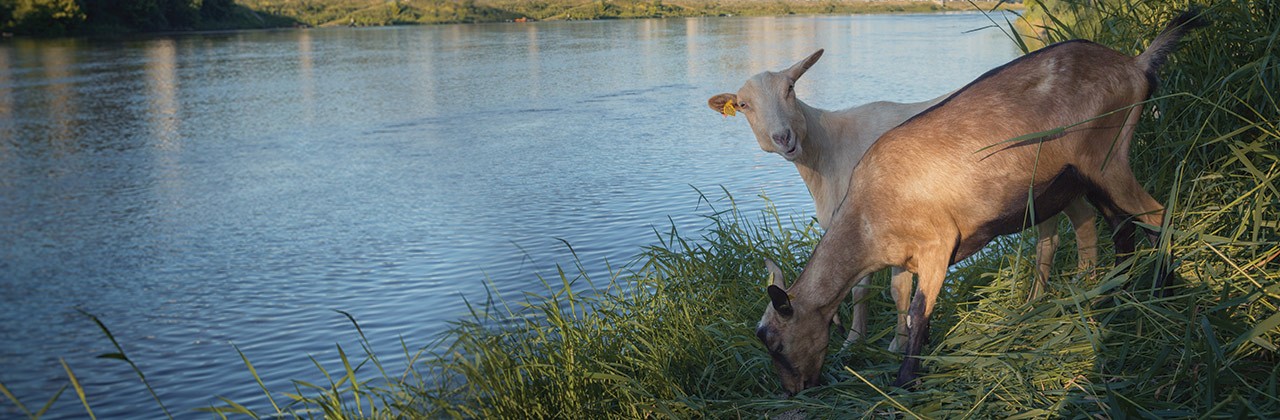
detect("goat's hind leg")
[1090,170,1170,293]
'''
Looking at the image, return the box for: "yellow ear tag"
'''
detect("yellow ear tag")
[722,100,737,117]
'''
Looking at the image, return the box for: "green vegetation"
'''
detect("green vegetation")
[4,0,1278,418]
[1,0,1019,35]
[0,0,296,36]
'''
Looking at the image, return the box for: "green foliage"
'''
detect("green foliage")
[198,311,431,419]
[1,0,300,35]
[200,0,236,21]
[2,0,85,35]
[420,193,826,417]
[0,0,1018,34]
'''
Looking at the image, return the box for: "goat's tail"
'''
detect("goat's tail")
[1136,7,1209,74]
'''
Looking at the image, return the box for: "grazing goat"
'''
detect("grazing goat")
[755,10,1206,393]
[708,51,1098,352]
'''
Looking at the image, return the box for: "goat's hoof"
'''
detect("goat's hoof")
[887,336,906,353]
[890,374,918,389]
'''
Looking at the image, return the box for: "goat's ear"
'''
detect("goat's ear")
[767,285,794,317]
[764,259,785,288]
[784,49,824,81]
[708,93,738,116]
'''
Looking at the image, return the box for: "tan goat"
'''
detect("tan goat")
[707,51,1098,351]
[755,10,1206,393]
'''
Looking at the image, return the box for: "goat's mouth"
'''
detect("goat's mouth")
[779,375,822,397]
[780,143,800,160]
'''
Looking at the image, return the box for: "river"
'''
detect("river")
[0,13,1018,418]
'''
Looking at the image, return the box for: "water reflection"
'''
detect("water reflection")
[0,47,13,165]
[526,25,541,98]
[298,30,316,124]
[146,39,180,150]
[41,42,79,151]
[684,18,702,79]
[409,29,440,121]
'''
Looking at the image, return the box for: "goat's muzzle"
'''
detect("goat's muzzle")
[771,131,800,160]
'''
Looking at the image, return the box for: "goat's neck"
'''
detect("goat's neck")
[789,215,882,318]
[791,102,866,229]
[791,95,952,228]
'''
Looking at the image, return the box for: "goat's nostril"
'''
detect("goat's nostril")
[772,133,791,147]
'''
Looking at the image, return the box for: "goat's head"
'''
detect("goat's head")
[709,49,823,161]
[755,259,830,396]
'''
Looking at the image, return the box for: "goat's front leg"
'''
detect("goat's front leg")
[843,275,872,347]
[1034,198,1100,301]
[893,246,951,389]
[886,267,912,352]
[1064,198,1099,276]
[847,268,914,349]
[1032,198,1098,301]
[1032,218,1061,301]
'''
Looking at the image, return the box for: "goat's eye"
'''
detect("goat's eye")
[738,101,749,110]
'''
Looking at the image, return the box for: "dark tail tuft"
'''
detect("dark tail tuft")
[1139,7,1210,73]
[1138,7,1209,97]
[1169,6,1211,32]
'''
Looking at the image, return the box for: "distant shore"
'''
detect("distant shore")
[2,0,1022,38]
[272,0,1025,28]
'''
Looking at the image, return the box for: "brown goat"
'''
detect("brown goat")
[755,10,1207,393]
[706,51,1098,352]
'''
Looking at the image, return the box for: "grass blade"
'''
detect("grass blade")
[233,344,281,416]
[0,382,35,419]
[77,309,173,419]
[59,359,95,420]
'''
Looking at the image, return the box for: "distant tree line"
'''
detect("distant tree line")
[1,0,268,35]
[1,0,1019,36]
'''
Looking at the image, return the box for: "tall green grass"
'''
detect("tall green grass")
[3,0,1276,418]
[417,188,1276,418]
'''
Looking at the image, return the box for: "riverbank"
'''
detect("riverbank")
[1,0,1021,37]
[250,0,1023,27]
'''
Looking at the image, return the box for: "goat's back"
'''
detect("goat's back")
[845,40,1152,263]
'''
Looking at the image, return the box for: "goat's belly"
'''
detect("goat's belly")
[951,165,1087,264]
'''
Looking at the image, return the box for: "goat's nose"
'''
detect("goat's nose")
[772,132,792,147]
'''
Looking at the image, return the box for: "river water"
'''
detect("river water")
[0,13,1018,418]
